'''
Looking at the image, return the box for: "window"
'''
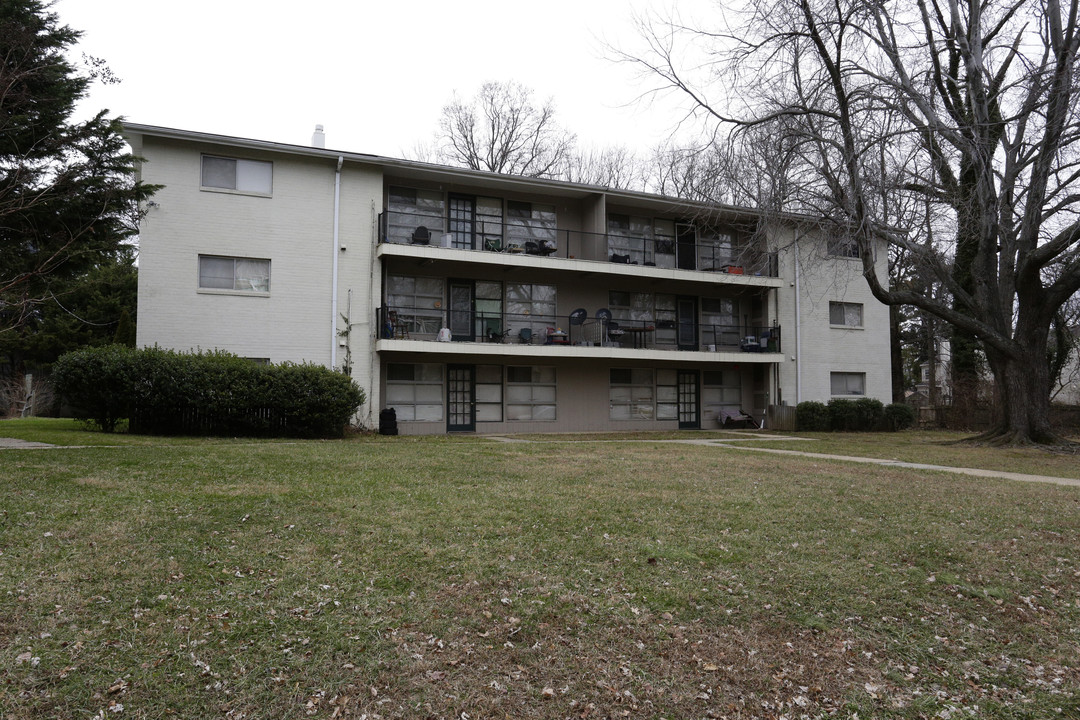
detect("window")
[506,201,556,251]
[609,368,654,420]
[827,238,860,258]
[386,186,445,243]
[475,281,503,340]
[830,372,866,396]
[475,365,503,422]
[701,298,738,348]
[607,214,654,264]
[656,369,678,420]
[505,283,556,337]
[385,275,445,336]
[609,290,654,323]
[201,156,272,195]
[829,301,864,328]
[505,366,556,421]
[696,227,735,271]
[703,370,742,422]
[385,363,443,421]
[476,197,504,250]
[198,255,270,293]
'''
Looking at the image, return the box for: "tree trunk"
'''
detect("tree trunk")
[982,343,1057,445]
[890,304,904,403]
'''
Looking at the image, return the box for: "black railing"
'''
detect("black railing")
[376,306,781,353]
[377,210,780,277]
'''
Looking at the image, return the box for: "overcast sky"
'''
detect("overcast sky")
[53,0,713,159]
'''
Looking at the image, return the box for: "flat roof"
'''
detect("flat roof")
[123,122,819,224]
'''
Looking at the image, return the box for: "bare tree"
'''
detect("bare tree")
[558,144,646,190]
[626,0,1080,444]
[433,81,576,178]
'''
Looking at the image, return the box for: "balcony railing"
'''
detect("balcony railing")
[376,306,781,354]
[377,210,779,277]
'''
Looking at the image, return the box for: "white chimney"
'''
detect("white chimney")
[311,124,326,148]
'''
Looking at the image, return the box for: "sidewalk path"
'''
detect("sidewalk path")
[0,437,56,449]
[684,439,1080,488]
[487,434,1080,489]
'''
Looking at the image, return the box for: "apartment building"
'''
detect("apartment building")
[124,124,891,434]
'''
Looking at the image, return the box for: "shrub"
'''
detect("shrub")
[796,401,829,431]
[852,397,885,430]
[827,397,885,431]
[53,346,365,437]
[827,398,858,431]
[53,344,137,432]
[884,402,916,431]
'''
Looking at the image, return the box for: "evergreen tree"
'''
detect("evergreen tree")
[1,249,138,373]
[0,0,156,345]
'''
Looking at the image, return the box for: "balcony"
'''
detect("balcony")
[376,306,781,355]
[377,210,779,277]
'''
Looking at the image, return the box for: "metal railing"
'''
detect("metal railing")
[376,306,781,353]
[378,210,779,277]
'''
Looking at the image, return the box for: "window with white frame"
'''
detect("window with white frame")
[201,156,273,195]
[829,301,864,328]
[198,255,270,293]
[386,275,444,336]
[505,366,556,421]
[609,368,655,420]
[830,371,866,396]
[386,186,446,243]
[702,370,742,423]
[385,363,443,421]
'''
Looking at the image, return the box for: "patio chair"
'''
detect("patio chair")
[518,327,533,344]
[411,226,431,245]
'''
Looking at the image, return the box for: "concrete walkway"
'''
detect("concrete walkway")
[485,434,1080,489]
[692,440,1080,488]
[0,437,57,449]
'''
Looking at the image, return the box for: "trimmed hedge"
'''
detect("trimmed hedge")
[884,402,916,431]
[797,398,913,432]
[796,401,830,431]
[53,346,365,437]
[828,397,885,431]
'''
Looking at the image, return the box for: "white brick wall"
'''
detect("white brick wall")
[773,226,893,405]
[135,137,384,423]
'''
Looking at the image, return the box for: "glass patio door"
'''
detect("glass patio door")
[448,195,476,249]
[678,369,700,429]
[448,280,474,341]
[677,296,698,351]
[447,365,476,432]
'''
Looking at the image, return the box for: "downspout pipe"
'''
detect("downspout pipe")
[330,155,343,369]
[794,238,802,403]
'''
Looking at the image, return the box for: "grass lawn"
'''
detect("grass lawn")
[2,419,1078,719]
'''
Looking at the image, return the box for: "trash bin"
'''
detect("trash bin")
[378,408,398,436]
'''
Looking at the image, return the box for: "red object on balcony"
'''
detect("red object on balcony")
[725,265,744,274]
